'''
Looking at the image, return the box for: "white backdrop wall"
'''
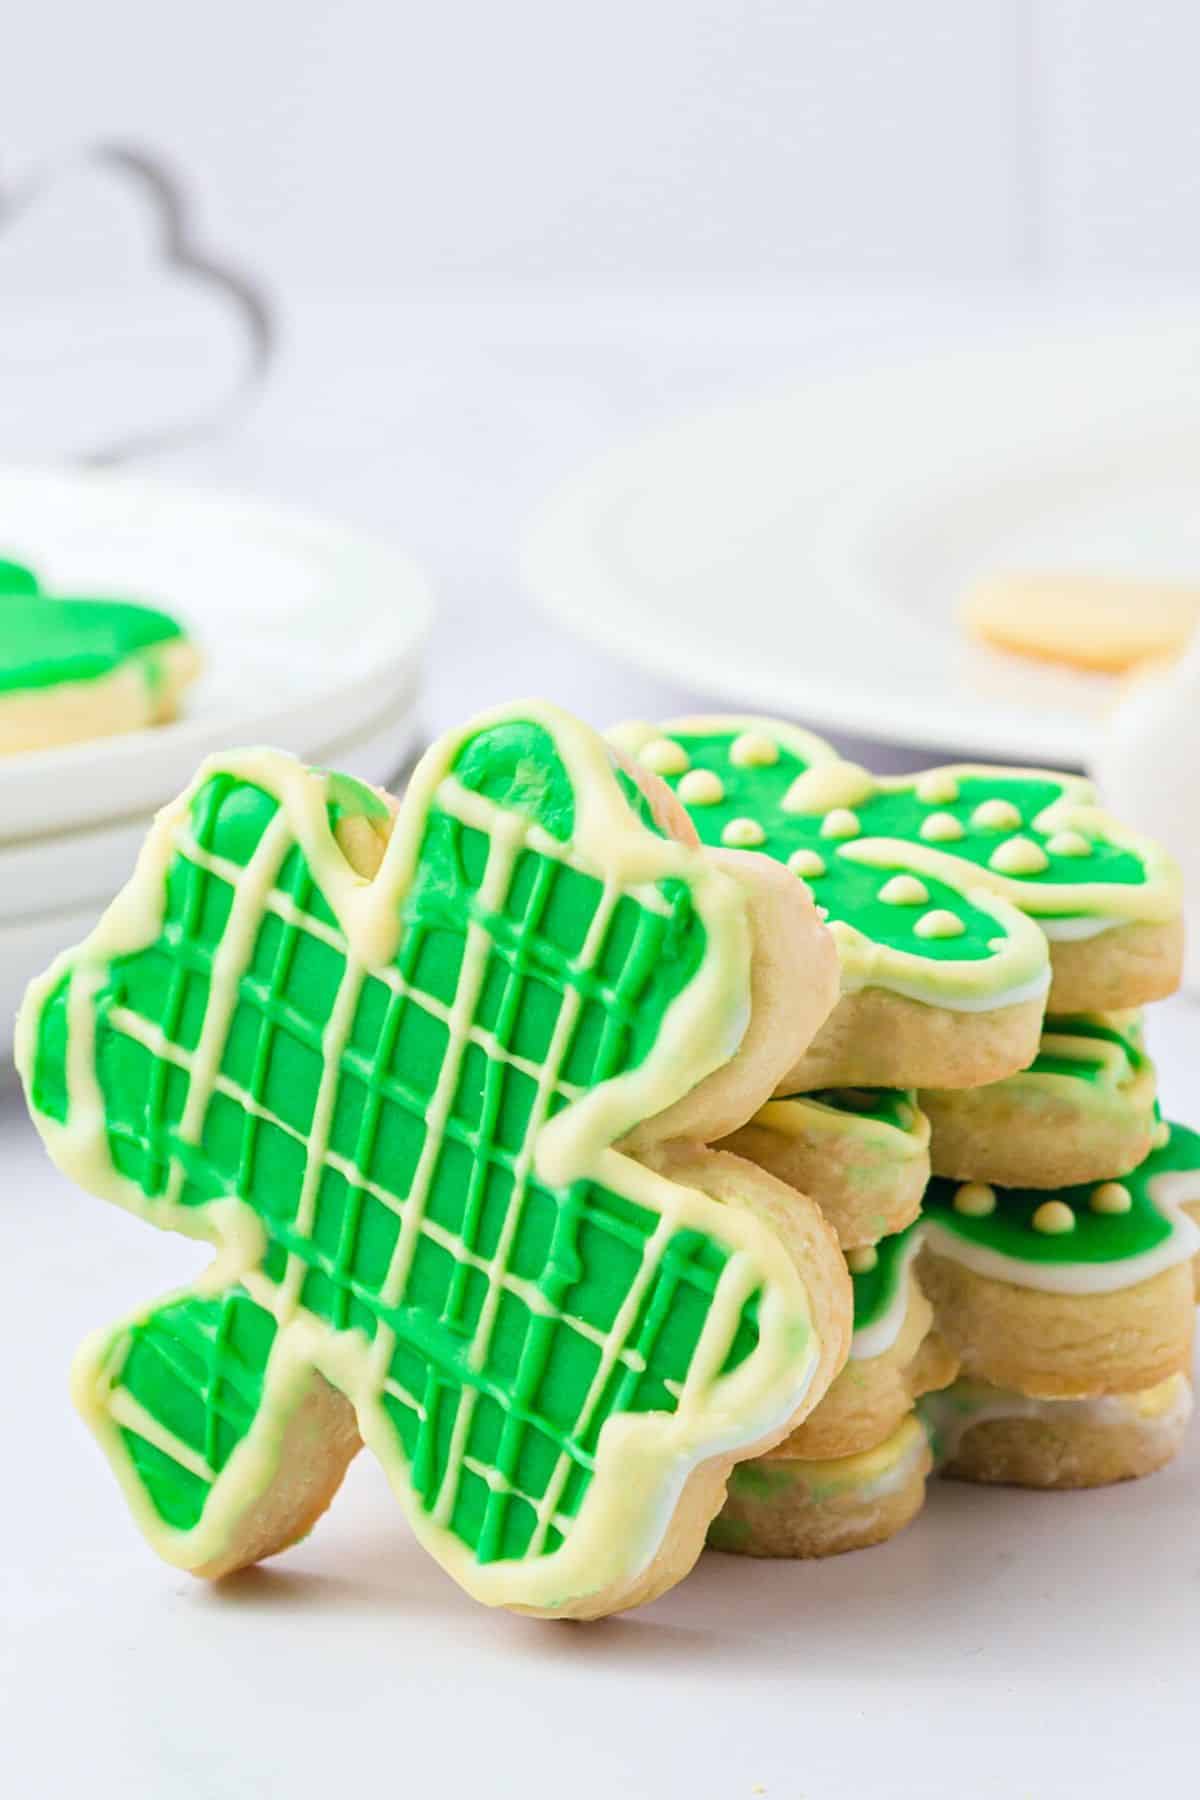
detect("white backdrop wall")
[4,1,1200,292]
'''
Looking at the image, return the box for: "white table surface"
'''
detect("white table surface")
[3,287,1198,1798]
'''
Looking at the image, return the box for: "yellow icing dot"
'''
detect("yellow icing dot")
[846,1245,878,1274]
[988,835,1050,876]
[638,737,689,777]
[1090,1181,1133,1215]
[972,799,1022,831]
[1046,830,1093,859]
[915,771,959,805]
[914,909,966,939]
[678,769,724,806]
[1032,1200,1076,1235]
[788,848,826,878]
[1153,1119,1170,1149]
[953,1182,996,1218]
[729,731,780,768]
[721,817,766,849]
[919,811,965,843]
[820,808,861,839]
[878,875,929,906]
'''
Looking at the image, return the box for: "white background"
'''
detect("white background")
[3,9,1200,1797]
[5,2,1200,290]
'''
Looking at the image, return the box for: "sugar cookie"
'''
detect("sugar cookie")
[923,1012,1158,1189]
[610,717,1182,1088]
[18,702,851,1619]
[708,1414,932,1560]
[918,1123,1200,1398]
[0,559,200,755]
[720,1085,930,1249]
[963,571,1200,675]
[705,1224,955,1556]
[925,1372,1193,1489]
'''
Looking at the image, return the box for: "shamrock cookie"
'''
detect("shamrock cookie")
[918,1123,1200,1400]
[706,1224,956,1556]
[708,1414,932,1561]
[923,1372,1193,1489]
[721,1086,930,1249]
[18,701,851,1619]
[923,1012,1159,1190]
[0,557,199,755]
[610,717,1183,1089]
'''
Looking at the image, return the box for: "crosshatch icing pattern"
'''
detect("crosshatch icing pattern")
[19,705,820,1612]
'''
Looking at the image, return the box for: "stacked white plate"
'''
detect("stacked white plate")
[1,468,432,1064]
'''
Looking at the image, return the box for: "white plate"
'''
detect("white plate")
[523,310,1200,765]
[0,700,425,1060]
[0,467,432,840]
[0,693,424,927]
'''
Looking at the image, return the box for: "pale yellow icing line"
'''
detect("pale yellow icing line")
[106,1388,217,1484]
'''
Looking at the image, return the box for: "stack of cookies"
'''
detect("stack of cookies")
[16,698,1198,1617]
[611,715,1200,1559]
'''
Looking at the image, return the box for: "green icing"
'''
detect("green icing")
[1026,1014,1145,1086]
[853,776,1144,891]
[39,719,772,1571]
[452,720,576,842]
[118,1287,277,1531]
[0,558,40,596]
[803,1087,919,1134]
[849,1218,923,1334]
[923,1122,1200,1267]
[652,729,1152,967]
[0,559,186,694]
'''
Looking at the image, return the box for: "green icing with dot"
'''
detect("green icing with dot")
[656,730,1004,961]
[30,715,785,1582]
[924,1122,1200,1267]
[624,726,1168,1002]
[0,560,186,694]
[849,1218,923,1335]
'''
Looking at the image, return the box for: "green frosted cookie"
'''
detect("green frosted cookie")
[0,558,198,754]
[611,716,1182,1088]
[18,701,844,1618]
